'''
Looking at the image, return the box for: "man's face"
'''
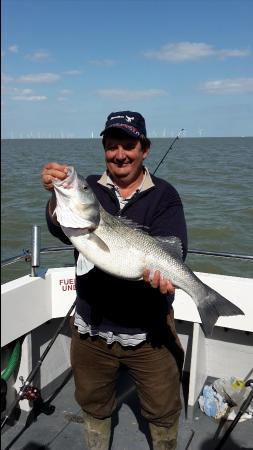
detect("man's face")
[104,134,149,182]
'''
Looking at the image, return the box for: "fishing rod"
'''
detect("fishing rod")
[152,128,184,175]
[1,299,77,432]
[214,379,253,449]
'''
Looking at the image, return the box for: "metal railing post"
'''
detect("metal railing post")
[30,225,41,277]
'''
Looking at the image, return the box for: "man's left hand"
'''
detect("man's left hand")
[143,269,175,295]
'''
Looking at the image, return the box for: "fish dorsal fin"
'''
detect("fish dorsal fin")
[117,216,147,231]
[100,208,148,232]
[155,236,183,260]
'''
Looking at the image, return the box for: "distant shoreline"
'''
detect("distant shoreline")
[1,136,253,141]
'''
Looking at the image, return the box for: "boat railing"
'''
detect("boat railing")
[1,225,253,276]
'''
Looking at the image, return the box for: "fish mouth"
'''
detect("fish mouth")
[53,166,75,187]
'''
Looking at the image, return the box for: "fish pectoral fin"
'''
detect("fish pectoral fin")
[155,236,183,260]
[88,233,110,253]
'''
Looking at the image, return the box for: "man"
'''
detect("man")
[41,111,187,450]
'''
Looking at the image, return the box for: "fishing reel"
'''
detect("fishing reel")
[21,385,40,402]
[19,376,55,416]
[19,376,40,401]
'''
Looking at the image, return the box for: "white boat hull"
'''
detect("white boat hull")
[1,268,253,413]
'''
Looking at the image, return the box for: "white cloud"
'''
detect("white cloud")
[9,45,19,53]
[2,73,14,83]
[145,42,214,62]
[13,88,33,95]
[97,88,167,100]
[200,78,253,94]
[144,41,251,62]
[4,86,48,101]
[59,89,72,95]
[25,50,51,61]
[17,73,60,83]
[218,49,251,59]
[57,89,73,102]
[63,70,82,75]
[89,59,116,66]
[12,95,47,101]
[2,87,32,95]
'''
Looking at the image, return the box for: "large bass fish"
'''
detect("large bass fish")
[52,166,244,336]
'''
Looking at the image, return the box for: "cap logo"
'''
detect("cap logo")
[125,115,134,122]
[109,114,135,123]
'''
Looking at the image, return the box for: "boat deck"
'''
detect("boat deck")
[1,370,252,450]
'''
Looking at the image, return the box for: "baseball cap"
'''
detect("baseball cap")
[100,111,147,138]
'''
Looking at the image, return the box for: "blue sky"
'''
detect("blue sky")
[2,0,253,138]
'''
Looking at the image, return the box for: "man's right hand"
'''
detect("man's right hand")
[41,162,68,192]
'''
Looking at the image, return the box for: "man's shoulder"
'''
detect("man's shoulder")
[86,174,101,184]
[151,174,180,197]
[86,174,103,192]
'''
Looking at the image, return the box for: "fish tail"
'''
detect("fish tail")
[197,285,244,337]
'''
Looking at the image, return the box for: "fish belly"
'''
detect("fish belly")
[70,232,145,279]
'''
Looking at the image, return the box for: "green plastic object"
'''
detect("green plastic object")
[1,341,21,381]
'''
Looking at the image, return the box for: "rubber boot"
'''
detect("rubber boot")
[149,418,179,450]
[83,411,111,450]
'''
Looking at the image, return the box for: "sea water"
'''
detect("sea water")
[1,137,252,283]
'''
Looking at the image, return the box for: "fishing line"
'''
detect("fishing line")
[152,128,184,175]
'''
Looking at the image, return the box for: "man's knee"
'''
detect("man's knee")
[142,403,181,428]
[74,383,116,419]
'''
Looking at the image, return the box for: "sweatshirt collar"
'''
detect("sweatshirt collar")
[97,166,154,192]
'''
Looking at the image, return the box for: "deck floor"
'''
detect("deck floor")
[1,370,252,450]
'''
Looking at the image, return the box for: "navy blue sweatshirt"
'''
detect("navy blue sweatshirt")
[46,173,188,336]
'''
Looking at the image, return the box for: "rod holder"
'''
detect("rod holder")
[30,225,41,277]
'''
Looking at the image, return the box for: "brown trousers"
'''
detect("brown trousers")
[70,309,184,428]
